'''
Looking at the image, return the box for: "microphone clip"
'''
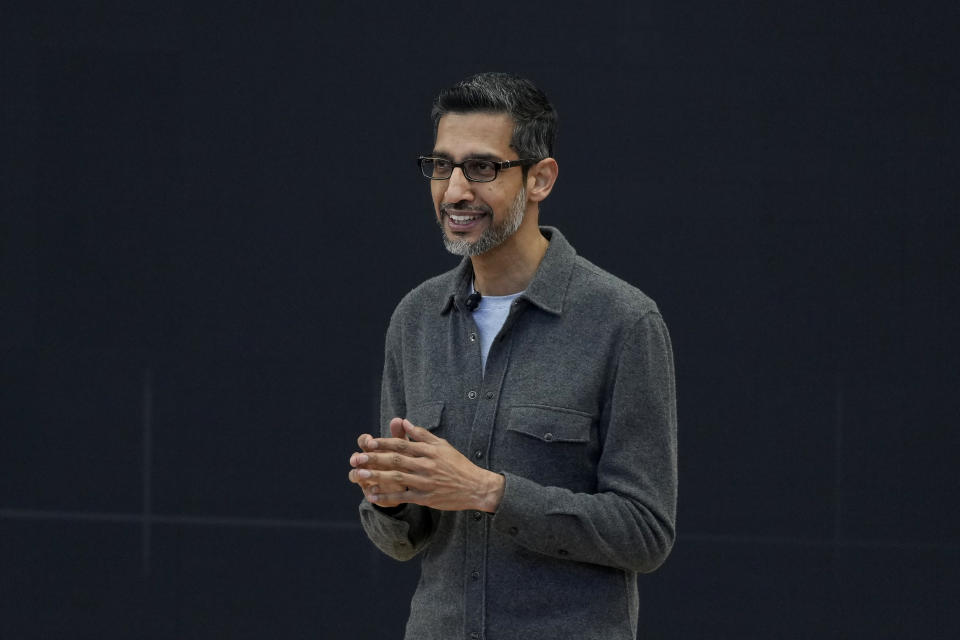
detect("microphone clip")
[464,291,482,312]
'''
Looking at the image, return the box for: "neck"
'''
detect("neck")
[470,222,549,296]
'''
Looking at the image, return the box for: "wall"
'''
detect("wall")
[1,2,957,638]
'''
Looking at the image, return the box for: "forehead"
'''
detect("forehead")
[434,112,515,157]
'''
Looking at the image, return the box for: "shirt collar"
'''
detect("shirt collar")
[439,226,576,316]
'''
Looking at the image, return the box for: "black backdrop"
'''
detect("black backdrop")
[2,2,958,638]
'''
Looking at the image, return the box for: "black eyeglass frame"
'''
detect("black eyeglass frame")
[418,156,541,183]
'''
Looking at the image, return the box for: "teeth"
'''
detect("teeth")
[450,214,480,223]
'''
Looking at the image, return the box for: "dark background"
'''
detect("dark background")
[2,1,958,638]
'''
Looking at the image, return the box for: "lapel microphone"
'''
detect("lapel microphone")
[465,278,482,311]
[465,290,482,312]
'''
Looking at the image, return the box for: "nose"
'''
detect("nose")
[442,166,474,203]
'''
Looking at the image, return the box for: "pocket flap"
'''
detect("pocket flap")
[407,401,445,431]
[507,404,594,443]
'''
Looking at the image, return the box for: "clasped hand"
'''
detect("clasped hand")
[348,418,504,512]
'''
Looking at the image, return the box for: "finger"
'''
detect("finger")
[368,480,408,495]
[368,468,433,493]
[357,468,374,481]
[357,434,375,450]
[348,468,371,485]
[389,417,406,439]
[361,468,412,489]
[367,493,405,508]
[362,451,426,473]
[367,436,429,456]
[370,487,419,506]
[350,452,370,468]
[402,419,440,443]
[361,468,431,496]
[365,475,410,500]
[353,472,398,494]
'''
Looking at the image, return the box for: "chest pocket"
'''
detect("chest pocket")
[507,404,593,442]
[501,404,598,490]
[406,401,445,432]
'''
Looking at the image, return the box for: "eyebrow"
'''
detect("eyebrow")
[428,151,505,162]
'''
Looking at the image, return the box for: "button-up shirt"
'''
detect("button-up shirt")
[359,227,678,640]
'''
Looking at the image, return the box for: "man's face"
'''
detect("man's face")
[431,112,529,257]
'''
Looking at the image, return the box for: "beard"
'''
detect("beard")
[439,187,527,257]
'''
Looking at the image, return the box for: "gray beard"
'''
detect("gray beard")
[440,187,527,257]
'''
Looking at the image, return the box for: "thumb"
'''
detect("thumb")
[403,419,439,442]
[389,417,406,439]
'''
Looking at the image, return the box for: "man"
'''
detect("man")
[348,72,677,640]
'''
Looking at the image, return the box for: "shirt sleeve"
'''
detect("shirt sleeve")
[490,310,678,573]
[358,310,440,561]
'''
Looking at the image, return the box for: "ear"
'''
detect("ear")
[526,158,558,203]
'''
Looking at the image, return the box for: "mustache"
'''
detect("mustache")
[440,203,491,216]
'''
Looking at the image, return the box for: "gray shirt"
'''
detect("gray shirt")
[359,227,678,640]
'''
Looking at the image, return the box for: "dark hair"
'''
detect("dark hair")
[431,72,558,160]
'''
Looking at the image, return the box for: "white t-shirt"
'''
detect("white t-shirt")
[471,283,524,374]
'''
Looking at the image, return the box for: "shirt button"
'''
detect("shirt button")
[508,526,518,536]
[469,332,477,342]
[467,390,477,400]
[543,432,554,441]
[485,391,494,400]
[471,633,480,640]
[474,450,484,460]
[471,570,480,580]
[473,511,483,521]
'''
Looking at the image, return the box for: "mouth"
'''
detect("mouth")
[442,208,489,231]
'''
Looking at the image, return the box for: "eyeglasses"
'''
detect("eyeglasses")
[418,156,540,183]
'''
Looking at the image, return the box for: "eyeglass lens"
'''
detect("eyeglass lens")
[421,158,498,182]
